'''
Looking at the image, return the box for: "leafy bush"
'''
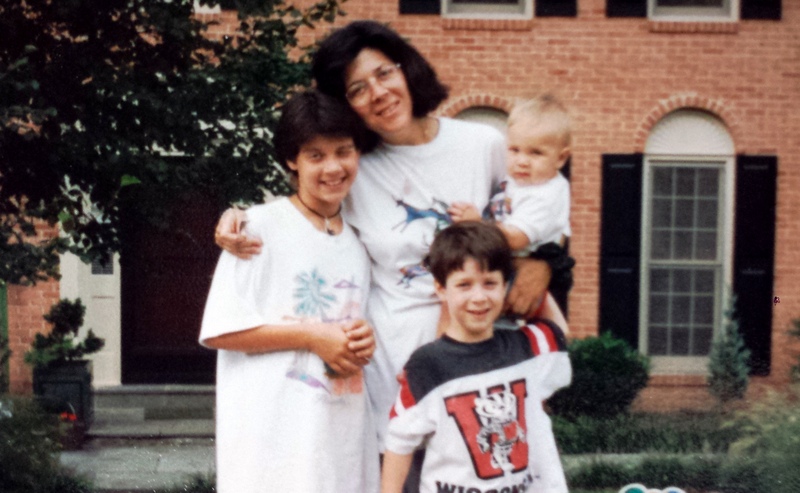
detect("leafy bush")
[553,412,738,454]
[567,454,730,492]
[0,395,92,493]
[548,332,650,419]
[726,389,800,493]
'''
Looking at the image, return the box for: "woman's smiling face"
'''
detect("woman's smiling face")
[344,48,414,142]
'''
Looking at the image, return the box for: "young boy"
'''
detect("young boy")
[381,221,572,493]
[449,94,574,311]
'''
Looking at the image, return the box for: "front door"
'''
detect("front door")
[120,194,220,384]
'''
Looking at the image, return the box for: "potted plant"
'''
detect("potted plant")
[24,298,104,427]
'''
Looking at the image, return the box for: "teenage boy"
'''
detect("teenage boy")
[381,221,571,493]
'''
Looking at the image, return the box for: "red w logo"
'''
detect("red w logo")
[444,379,529,479]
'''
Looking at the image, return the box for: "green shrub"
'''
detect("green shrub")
[566,455,727,492]
[0,395,92,493]
[727,389,800,493]
[553,412,738,454]
[548,332,650,419]
[707,290,750,406]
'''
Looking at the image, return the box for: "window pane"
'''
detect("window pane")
[694,295,715,324]
[650,270,670,292]
[697,168,719,196]
[674,199,695,227]
[657,0,723,6]
[693,328,713,355]
[652,199,673,227]
[672,328,690,355]
[673,269,691,292]
[697,199,717,228]
[649,327,668,355]
[674,231,694,259]
[653,168,674,195]
[672,295,691,324]
[453,0,517,3]
[649,295,669,323]
[675,169,695,195]
[695,232,717,260]
[651,231,671,259]
[694,270,715,293]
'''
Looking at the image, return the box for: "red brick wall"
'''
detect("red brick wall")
[6,223,60,394]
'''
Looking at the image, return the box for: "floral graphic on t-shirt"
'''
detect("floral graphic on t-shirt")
[287,272,364,396]
[293,269,336,320]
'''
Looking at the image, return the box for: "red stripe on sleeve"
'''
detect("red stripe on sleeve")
[390,371,416,420]
[520,325,542,355]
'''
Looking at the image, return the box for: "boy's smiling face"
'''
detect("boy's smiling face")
[435,257,507,343]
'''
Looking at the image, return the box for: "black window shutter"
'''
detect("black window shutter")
[741,0,781,20]
[400,0,440,15]
[536,0,577,17]
[606,0,647,17]
[733,156,777,376]
[600,154,643,349]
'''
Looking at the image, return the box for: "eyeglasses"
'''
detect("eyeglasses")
[345,63,402,107]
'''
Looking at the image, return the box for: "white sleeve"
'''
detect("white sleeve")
[503,182,570,247]
[384,375,437,455]
[198,211,271,346]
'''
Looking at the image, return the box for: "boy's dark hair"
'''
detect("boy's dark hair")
[426,222,515,286]
[312,21,449,151]
[274,90,366,175]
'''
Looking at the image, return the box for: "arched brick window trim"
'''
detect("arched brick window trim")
[633,94,741,153]
[437,94,515,118]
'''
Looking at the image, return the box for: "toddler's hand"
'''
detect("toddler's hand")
[448,202,482,223]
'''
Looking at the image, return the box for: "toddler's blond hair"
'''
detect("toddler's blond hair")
[507,94,571,148]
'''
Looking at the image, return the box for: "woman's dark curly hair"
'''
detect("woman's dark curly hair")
[312,21,449,150]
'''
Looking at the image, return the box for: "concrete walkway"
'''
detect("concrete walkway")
[59,437,215,492]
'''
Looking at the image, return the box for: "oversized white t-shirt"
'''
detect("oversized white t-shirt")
[200,198,379,493]
[488,173,571,255]
[343,118,506,448]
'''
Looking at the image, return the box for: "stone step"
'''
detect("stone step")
[89,385,216,439]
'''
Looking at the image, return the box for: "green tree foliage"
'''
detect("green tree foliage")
[548,332,650,419]
[0,0,344,285]
[707,290,750,406]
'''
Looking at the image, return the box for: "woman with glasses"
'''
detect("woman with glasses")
[215,20,552,491]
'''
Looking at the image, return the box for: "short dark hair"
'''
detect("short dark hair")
[426,222,515,286]
[273,90,366,175]
[312,21,449,148]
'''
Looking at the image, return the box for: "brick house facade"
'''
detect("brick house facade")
[6,0,798,411]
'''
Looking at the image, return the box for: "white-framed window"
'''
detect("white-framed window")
[443,0,531,19]
[648,0,739,22]
[455,106,509,135]
[641,110,735,374]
